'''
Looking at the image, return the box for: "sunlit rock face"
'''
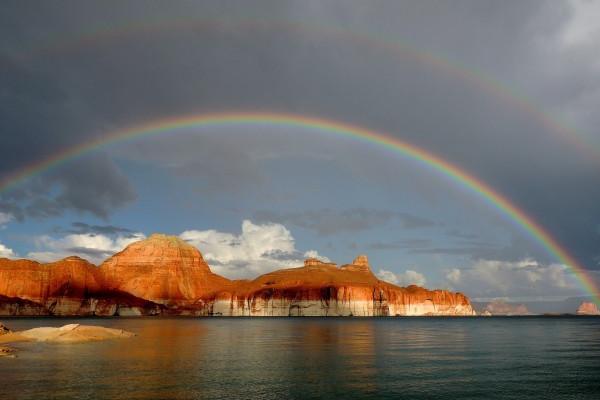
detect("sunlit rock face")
[576,301,600,315]
[0,235,475,316]
[100,233,230,305]
[0,256,164,316]
[0,256,102,315]
[210,257,475,317]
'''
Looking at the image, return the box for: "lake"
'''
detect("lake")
[1,317,599,399]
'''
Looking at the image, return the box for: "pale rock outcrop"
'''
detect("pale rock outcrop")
[0,322,11,335]
[0,324,135,344]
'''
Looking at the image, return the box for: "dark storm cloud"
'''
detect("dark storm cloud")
[0,52,135,219]
[1,1,599,268]
[1,155,136,220]
[254,209,436,235]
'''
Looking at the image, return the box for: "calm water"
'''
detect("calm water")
[1,317,599,399]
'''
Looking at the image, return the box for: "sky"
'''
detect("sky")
[1,1,599,304]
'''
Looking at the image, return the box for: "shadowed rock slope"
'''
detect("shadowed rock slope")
[0,234,474,316]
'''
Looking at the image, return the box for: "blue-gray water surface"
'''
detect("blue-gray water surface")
[1,317,599,399]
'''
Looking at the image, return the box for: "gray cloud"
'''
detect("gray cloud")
[254,209,435,235]
[368,239,432,251]
[366,238,502,260]
[367,235,540,264]
[54,222,135,236]
[445,229,478,240]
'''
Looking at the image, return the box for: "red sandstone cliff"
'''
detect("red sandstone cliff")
[0,255,162,316]
[210,257,473,316]
[0,256,102,315]
[0,234,474,316]
[101,234,230,305]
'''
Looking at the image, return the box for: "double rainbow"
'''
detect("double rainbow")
[1,112,597,301]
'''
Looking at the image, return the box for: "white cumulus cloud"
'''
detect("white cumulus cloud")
[444,259,580,299]
[27,232,146,264]
[446,268,461,284]
[377,268,427,287]
[0,241,16,258]
[180,220,328,279]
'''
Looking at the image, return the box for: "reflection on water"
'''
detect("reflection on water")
[1,317,600,399]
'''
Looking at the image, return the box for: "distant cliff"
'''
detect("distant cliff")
[479,300,531,316]
[576,301,600,316]
[0,234,475,317]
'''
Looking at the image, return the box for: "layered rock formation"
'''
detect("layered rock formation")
[0,255,162,316]
[576,301,600,316]
[101,234,230,306]
[0,234,475,317]
[0,256,103,315]
[210,256,474,316]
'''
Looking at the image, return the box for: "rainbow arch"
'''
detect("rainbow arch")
[0,111,598,301]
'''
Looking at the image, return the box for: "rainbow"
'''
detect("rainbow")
[16,18,600,161]
[1,111,598,301]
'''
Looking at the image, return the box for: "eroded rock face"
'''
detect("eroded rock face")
[210,258,474,317]
[0,256,103,315]
[0,257,163,316]
[0,234,475,316]
[576,301,600,315]
[101,234,230,305]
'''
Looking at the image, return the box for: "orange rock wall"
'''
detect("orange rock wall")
[100,234,230,305]
[0,236,475,317]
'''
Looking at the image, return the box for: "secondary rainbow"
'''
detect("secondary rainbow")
[1,111,597,301]
[18,18,600,160]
